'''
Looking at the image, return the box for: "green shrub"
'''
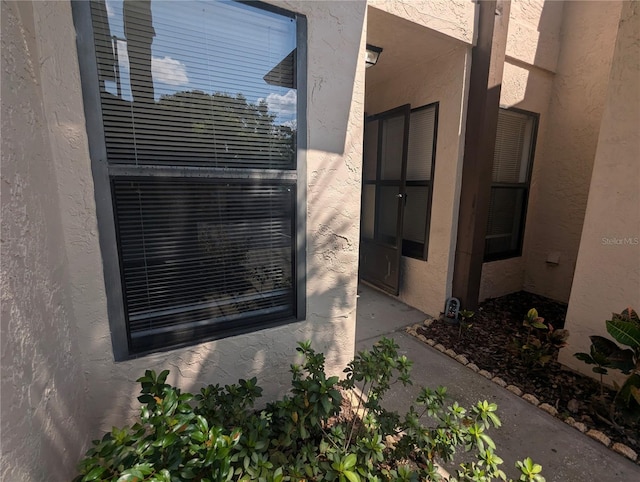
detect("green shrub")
[515,308,569,368]
[75,338,544,482]
[574,307,640,411]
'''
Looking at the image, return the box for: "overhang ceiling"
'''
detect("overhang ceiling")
[366,6,464,88]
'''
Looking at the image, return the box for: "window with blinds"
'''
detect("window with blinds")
[402,103,438,259]
[73,0,304,358]
[485,108,538,261]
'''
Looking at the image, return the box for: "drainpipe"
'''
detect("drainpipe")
[452,0,511,310]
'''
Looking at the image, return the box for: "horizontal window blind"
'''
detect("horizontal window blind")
[406,106,436,181]
[113,179,295,352]
[493,110,533,183]
[90,0,296,169]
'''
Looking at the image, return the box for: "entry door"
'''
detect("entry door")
[360,104,410,295]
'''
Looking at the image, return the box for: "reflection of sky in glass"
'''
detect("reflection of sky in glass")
[104,0,296,126]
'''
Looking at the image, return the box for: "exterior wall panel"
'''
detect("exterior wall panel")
[559,1,640,382]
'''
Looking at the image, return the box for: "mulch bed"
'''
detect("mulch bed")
[416,291,639,456]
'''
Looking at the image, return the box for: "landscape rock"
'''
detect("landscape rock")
[522,394,540,406]
[455,354,469,365]
[539,403,558,417]
[572,421,587,433]
[425,338,436,346]
[491,377,507,387]
[466,363,480,372]
[416,334,427,343]
[434,344,446,353]
[612,443,637,461]
[506,385,523,396]
[586,429,611,447]
[478,370,493,380]
[445,349,457,358]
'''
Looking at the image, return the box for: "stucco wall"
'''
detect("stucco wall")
[2,0,366,477]
[522,1,622,302]
[1,2,91,480]
[480,1,623,303]
[559,1,640,380]
[365,42,470,317]
[368,0,475,44]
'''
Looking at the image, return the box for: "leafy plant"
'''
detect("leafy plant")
[75,339,545,482]
[458,309,475,340]
[574,307,640,411]
[516,308,569,368]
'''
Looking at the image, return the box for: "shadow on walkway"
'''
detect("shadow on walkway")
[355,284,639,482]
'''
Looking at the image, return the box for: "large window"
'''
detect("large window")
[73,0,306,358]
[484,108,538,261]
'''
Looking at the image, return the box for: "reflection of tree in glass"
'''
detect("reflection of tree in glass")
[155,90,295,169]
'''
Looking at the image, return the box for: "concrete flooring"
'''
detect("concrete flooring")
[355,284,640,482]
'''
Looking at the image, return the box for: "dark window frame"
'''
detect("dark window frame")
[72,0,307,360]
[484,106,539,262]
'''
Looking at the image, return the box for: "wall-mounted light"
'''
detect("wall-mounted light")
[365,44,383,68]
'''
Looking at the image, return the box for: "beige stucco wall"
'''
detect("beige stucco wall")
[364,34,471,317]
[368,0,475,44]
[1,2,91,480]
[480,1,622,303]
[2,0,366,479]
[559,1,640,380]
[522,1,622,302]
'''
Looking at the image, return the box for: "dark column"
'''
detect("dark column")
[452,0,511,309]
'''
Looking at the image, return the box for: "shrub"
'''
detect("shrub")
[574,307,640,412]
[515,308,569,368]
[75,338,545,482]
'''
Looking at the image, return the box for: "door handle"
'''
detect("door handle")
[396,194,403,198]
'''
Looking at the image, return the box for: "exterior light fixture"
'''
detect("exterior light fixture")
[365,44,383,68]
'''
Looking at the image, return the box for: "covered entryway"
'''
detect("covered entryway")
[358,6,472,317]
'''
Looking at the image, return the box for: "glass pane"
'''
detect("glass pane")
[485,187,526,256]
[363,120,379,181]
[407,107,436,181]
[402,186,429,243]
[112,178,295,347]
[380,115,405,180]
[493,110,534,183]
[376,186,400,245]
[91,0,297,169]
[361,185,375,239]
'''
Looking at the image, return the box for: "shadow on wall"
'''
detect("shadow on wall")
[2,0,367,479]
[1,2,92,481]
[505,0,622,303]
[77,0,367,457]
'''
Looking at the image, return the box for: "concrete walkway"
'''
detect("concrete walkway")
[355,284,640,482]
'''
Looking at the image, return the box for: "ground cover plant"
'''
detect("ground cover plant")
[417,292,639,456]
[75,338,544,481]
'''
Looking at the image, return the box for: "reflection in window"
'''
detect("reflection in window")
[91,0,296,169]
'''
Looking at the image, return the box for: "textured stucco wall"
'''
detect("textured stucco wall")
[1,2,91,480]
[506,0,563,73]
[559,1,640,381]
[2,0,366,476]
[480,1,623,303]
[479,1,558,301]
[365,43,471,317]
[522,1,622,302]
[368,0,475,44]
